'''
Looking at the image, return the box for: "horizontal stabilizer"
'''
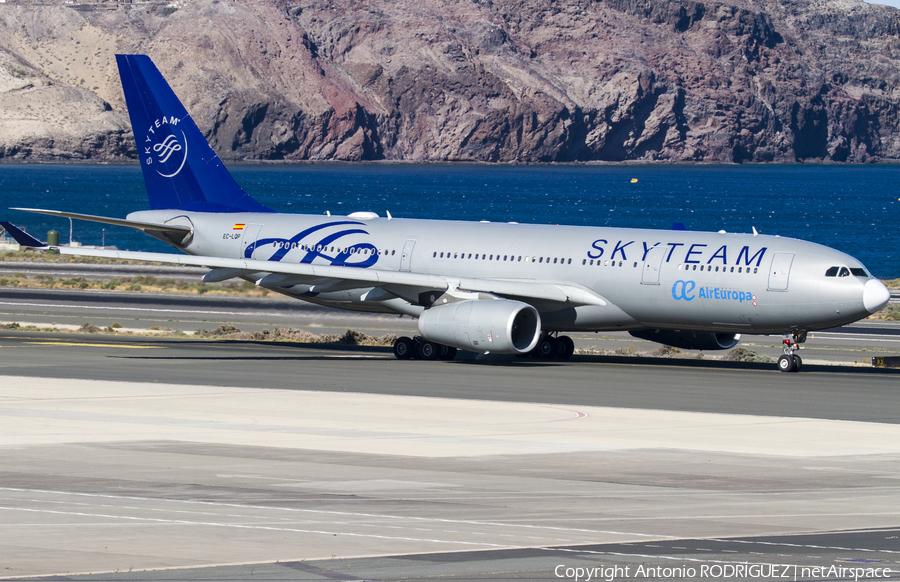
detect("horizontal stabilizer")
[11,208,192,233]
[0,221,48,248]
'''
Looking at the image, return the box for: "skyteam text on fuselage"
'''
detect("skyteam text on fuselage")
[2,54,891,372]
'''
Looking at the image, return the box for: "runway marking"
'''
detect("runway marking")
[5,488,899,564]
[706,538,900,554]
[24,341,164,349]
[0,487,684,541]
[810,332,900,343]
[0,496,621,546]
[0,505,513,549]
[0,300,259,317]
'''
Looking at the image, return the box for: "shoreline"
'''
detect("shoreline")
[5,159,900,167]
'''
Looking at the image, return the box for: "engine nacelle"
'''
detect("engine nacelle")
[418,299,541,355]
[629,329,741,351]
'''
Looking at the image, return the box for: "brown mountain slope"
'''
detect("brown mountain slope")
[1,0,899,162]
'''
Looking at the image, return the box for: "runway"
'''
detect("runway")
[1,286,899,365]
[1,288,899,580]
[0,331,899,422]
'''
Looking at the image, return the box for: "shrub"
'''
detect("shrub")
[723,347,774,363]
[78,323,101,333]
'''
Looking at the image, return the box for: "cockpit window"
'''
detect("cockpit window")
[850,268,869,277]
[825,266,839,277]
[839,267,851,277]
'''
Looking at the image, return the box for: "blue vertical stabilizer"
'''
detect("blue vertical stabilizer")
[116,54,272,213]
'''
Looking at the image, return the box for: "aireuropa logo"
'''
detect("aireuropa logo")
[672,280,696,301]
[143,116,187,178]
[672,280,758,306]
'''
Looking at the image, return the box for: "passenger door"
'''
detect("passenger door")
[240,224,264,259]
[400,240,416,271]
[767,252,794,291]
[641,245,666,285]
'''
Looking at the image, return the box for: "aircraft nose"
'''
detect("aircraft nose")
[863,278,891,313]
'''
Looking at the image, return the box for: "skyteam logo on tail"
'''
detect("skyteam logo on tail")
[144,116,187,178]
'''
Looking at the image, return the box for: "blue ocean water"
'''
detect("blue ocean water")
[0,163,897,277]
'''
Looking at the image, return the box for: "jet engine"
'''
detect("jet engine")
[418,299,541,355]
[629,329,741,351]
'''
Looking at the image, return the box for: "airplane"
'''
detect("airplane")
[1,54,891,372]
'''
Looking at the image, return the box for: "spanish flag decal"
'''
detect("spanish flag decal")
[233,224,245,231]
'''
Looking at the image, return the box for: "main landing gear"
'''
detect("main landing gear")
[525,333,575,360]
[777,330,807,373]
[391,333,576,360]
[393,336,458,361]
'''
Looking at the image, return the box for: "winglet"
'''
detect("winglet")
[0,222,48,248]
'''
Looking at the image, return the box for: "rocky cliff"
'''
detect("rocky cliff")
[1,0,900,162]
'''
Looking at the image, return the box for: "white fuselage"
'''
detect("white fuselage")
[130,209,885,335]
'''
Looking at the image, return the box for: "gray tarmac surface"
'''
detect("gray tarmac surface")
[1,286,899,367]
[1,285,900,582]
[11,529,900,581]
[0,331,899,422]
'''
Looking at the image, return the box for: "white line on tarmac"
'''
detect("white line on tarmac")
[0,505,514,549]
[811,332,900,342]
[0,300,248,316]
[0,487,681,541]
[2,495,593,544]
[11,489,899,552]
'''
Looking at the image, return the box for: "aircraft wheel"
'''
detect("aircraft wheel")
[558,336,575,359]
[792,355,802,372]
[777,354,795,373]
[537,337,558,359]
[419,341,440,360]
[394,336,414,360]
[439,346,458,361]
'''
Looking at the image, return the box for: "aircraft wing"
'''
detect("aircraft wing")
[1,222,607,307]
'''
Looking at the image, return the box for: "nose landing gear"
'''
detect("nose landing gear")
[777,330,807,373]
